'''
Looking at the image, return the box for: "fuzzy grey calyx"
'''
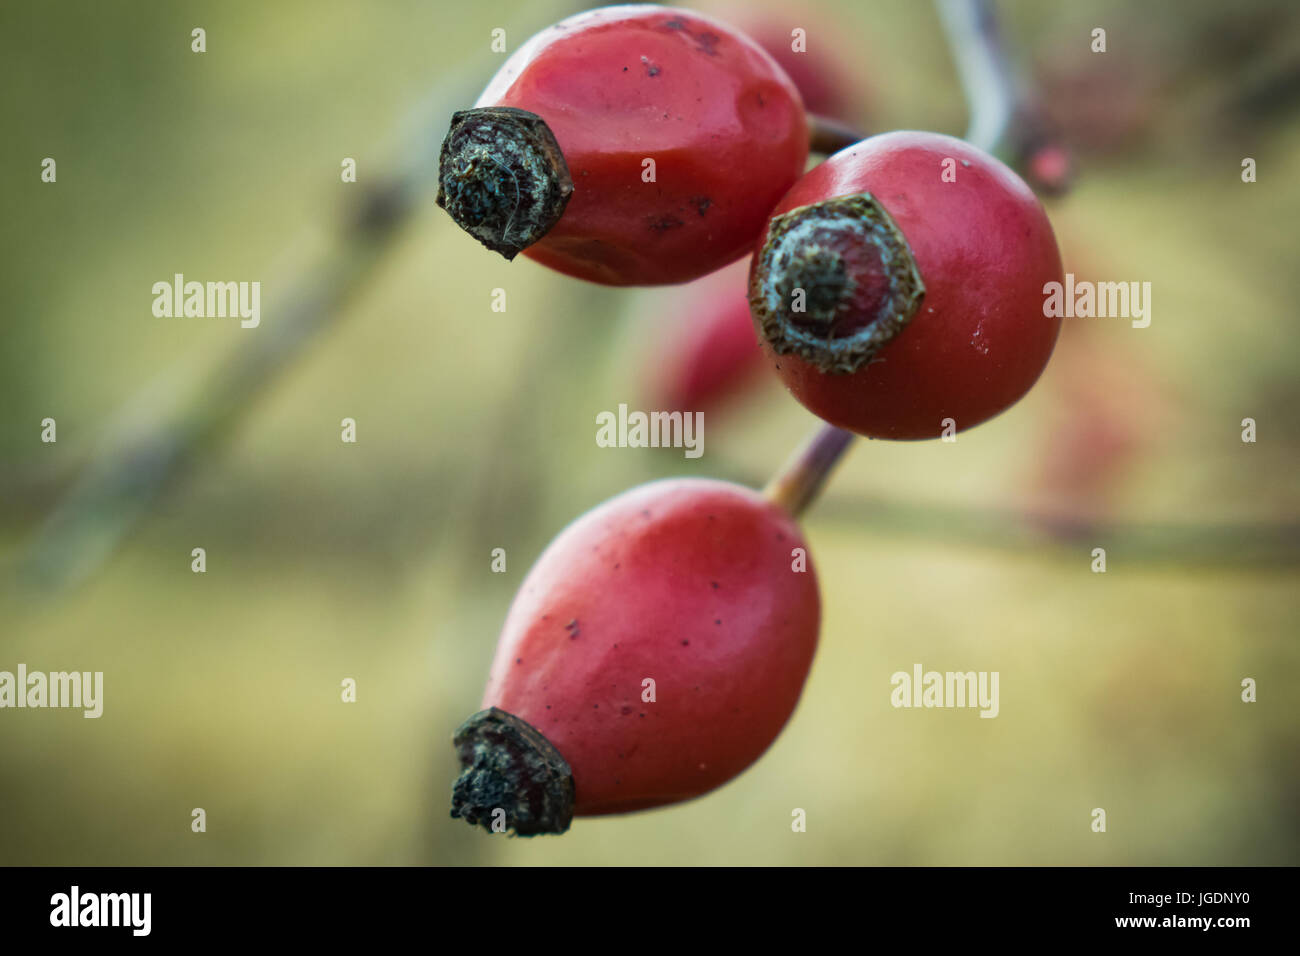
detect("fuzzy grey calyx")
[450,706,574,836]
[750,193,926,374]
[436,107,574,260]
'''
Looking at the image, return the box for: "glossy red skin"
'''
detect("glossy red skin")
[756,131,1063,439]
[481,479,819,815]
[651,260,766,413]
[477,5,809,286]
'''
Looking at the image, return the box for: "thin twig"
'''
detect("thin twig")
[935,0,1016,153]
[763,424,856,518]
[814,495,1300,570]
[935,0,1072,193]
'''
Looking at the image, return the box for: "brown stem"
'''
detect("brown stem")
[763,424,856,518]
[808,113,867,156]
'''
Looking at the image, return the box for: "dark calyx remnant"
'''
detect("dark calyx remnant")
[450,707,575,836]
[436,107,574,260]
[749,193,926,374]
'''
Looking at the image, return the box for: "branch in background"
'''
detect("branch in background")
[935,0,1072,194]
[815,494,1300,570]
[19,220,413,590]
[751,459,1300,568]
[18,1,588,592]
[805,3,1074,189]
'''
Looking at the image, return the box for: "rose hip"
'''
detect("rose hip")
[748,130,1064,440]
[437,5,810,286]
[451,478,819,834]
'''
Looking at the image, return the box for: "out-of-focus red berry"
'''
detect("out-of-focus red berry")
[647,261,767,414]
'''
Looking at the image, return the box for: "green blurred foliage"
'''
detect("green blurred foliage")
[1,0,1297,864]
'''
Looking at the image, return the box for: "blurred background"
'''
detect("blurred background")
[1,0,1297,865]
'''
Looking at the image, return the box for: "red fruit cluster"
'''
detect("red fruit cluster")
[445,6,1067,837]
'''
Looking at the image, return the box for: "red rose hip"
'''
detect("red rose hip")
[451,478,819,834]
[749,131,1064,439]
[437,5,810,286]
